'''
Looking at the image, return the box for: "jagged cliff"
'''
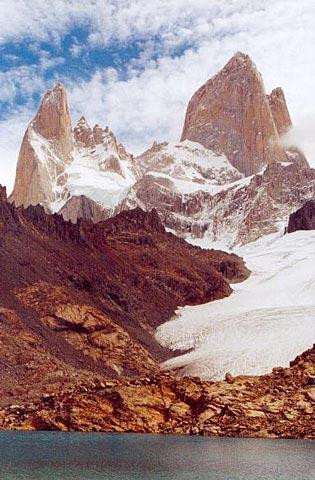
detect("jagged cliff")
[181,52,308,176]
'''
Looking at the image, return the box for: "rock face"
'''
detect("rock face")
[266,87,309,168]
[267,87,292,135]
[1,345,314,439]
[181,52,307,176]
[10,85,138,217]
[32,83,73,160]
[59,195,109,224]
[0,189,248,403]
[287,201,315,233]
[120,140,243,238]
[122,160,315,247]
[199,162,315,246]
[10,84,72,210]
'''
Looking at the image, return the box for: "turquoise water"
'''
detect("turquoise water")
[0,432,314,479]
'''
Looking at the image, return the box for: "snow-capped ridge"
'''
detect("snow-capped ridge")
[10,83,139,219]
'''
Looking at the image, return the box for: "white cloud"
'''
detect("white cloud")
[281,117,315,166]
[0,105,35,193]
[0,0,315,191]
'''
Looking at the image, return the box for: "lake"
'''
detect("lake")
[0,432,314,479]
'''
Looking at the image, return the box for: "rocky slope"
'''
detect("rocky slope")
[287,200,315,233]
[181,52,308,176]
[0,187,248,404]
[1,345,314,439]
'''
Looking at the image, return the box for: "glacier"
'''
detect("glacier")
[156,230,315,379]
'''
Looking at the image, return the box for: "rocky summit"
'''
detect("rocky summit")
[181,52,307,176]
[9,85,139,219]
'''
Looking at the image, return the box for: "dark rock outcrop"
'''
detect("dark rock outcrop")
[287,200,315,233]
[0,185,7,202]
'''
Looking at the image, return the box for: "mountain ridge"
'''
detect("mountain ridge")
[8,51,312,249]
[0,187,249,403]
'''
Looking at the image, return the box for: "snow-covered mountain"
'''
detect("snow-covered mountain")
[10,84,140,222]
[9,53,314,248]
[156,229,315,379]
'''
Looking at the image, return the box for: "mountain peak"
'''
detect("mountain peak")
[227,51,254,67]
[10,84,73,209]
[267,87,292,135]
[41,83,67,108]
[73,116,94,146]
[180,52,300,176]
[32,83,73,160]
[0,185,7,202]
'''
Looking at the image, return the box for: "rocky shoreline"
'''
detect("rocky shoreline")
[1,346,314,439]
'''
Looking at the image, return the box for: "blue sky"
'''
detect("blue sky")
[0,0,315,191]
[0,25,144,114]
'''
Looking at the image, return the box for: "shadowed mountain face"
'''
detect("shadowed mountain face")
[0,186,248,404]
[287,200,315,233]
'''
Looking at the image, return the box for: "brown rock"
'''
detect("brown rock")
[181,52,304,176]
[267,87,292,136]
[225,372,235,384]
[10,84,72,210]
[287,200,315,233]
[2,344,314,438]
[306,387,315,402]
[59,195,109,224]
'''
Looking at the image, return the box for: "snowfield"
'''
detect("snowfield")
[156,230,315,379]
